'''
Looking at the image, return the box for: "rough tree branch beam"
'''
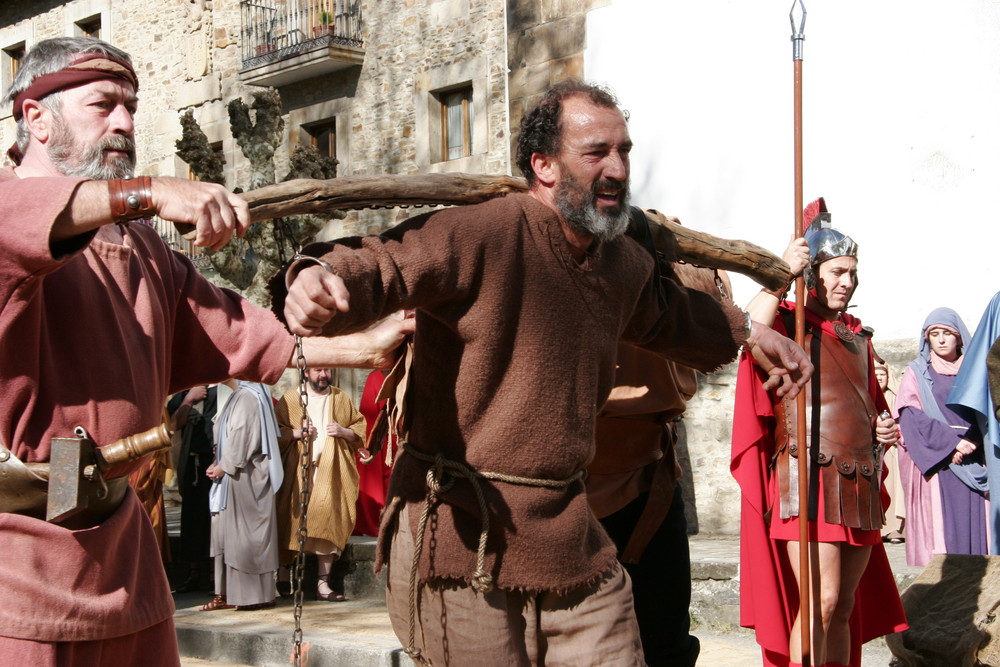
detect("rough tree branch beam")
[232,173,791,290]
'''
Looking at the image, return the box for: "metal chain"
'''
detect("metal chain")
[292,334,314,667]
[274,216,293,266]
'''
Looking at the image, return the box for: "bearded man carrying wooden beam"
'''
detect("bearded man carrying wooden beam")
[274,79,813,666]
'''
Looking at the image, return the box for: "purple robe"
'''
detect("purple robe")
[899,367,989,557]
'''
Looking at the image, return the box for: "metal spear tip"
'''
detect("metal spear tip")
[789,0,807,39]
[789,0,807,60]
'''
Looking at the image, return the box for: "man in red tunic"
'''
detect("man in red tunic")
[276,79,814,665]
[0,36,411,666]
[734,200,907,667]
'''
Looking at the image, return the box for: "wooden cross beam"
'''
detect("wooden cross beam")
[225,173,790,290]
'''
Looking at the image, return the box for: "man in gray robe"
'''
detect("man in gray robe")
[202,381,284,611]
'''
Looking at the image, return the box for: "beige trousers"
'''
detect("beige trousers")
[386,505,644,666]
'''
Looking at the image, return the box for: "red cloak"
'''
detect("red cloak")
[354,370,394,537]
[730,303,908,666]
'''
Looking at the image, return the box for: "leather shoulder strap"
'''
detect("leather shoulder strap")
[627,206,667,307]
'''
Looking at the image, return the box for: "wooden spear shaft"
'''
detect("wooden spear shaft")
[791,2,812,665]
[228,173,792,289]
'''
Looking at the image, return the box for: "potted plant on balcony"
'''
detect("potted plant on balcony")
[313,11,334,37]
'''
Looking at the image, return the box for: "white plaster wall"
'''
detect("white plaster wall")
[586,0,1000,341]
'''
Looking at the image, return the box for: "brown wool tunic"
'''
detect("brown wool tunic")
[272,193,746,592]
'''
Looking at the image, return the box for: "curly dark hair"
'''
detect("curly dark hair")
[515,79,625,187]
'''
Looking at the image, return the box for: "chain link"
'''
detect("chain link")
[292,334,314,667]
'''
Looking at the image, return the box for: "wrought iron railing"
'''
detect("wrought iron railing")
[240,0,364,69]
[154,217,213,270]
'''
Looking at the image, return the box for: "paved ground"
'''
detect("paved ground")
[174,591,769,666]
[169,506,906,666]
[173,545,902,666]
[176,611,893,666]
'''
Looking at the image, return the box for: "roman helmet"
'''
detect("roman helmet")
[802,197,858,291]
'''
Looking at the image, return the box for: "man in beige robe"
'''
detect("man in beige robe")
[275,367,367,600]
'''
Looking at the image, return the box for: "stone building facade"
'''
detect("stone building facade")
[0,0,603,234]
[0,0,914,535]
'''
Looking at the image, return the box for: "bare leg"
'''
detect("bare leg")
[784,540,844,665]
[825,544,871,665]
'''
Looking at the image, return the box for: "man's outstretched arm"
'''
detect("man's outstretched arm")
[288,315,415,370]
[53,177,251,251]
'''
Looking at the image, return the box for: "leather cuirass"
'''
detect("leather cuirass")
[772,314,884,530]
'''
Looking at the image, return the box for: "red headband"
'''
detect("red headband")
[11,52,138,121]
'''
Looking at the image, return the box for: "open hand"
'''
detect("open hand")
[365,314,416,369]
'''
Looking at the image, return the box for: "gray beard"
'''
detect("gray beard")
[554,177,631,243]
[47,118,135,180]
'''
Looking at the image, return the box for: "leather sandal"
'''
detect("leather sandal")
[316,575,348,602]
[316,590,348,602]
[200,594,233,611]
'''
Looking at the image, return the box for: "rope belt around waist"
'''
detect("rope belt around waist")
[0,455,129,529]
[400,443,586,665]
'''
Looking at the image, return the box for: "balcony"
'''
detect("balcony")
[153,218,213,271]
[239,0,365,88]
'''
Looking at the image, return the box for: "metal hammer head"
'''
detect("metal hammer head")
[46,430,99,523]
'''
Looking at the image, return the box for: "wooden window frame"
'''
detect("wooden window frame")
[305,118,338,162]
[75,15,103,39]
[439,86,473,161]
[3,43,25,94]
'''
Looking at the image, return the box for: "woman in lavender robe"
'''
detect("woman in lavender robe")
[896,307,989,566]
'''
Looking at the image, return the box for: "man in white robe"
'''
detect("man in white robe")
[202,381,284,611]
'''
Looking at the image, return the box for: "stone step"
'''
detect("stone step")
[168,506,915,665]
[688,536,919,631]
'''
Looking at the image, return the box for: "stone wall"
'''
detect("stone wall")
[505,0,608,164]
[325,0,511,237]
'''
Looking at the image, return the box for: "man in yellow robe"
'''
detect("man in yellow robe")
[275,367,368,601]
